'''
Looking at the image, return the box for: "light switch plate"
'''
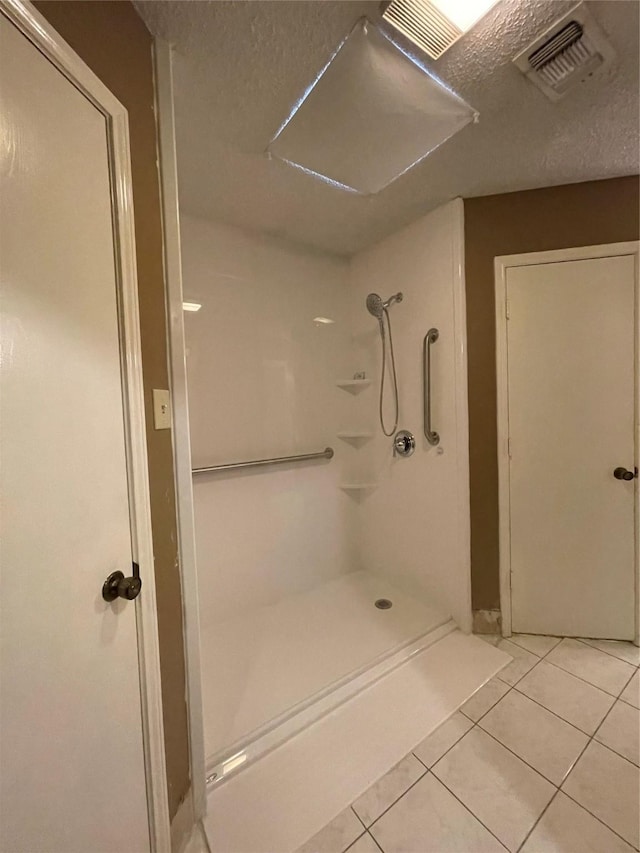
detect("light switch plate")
[152,389,171,430]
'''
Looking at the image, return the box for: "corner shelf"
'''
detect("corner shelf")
[335,379,372,394]
[339,483,378,495]
[336,431,374,447]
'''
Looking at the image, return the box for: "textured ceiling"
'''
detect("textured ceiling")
[136,0,639,256]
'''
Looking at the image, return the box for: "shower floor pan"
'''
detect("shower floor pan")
[201,569,454,784]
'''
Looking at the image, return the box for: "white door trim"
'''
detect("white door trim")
[494,241,639,643]
[0,1,172,847]
[153,39,207,827]
[452,198,473,634]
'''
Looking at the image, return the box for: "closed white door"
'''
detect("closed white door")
[1,12,150,852]
[505,251,637,640]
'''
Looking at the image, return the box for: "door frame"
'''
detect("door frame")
[1,0,171,848]
[153,39,207,829]
[494,242,639,643]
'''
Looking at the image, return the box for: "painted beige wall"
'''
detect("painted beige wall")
[464,176,639,612]
[34,1,190,819]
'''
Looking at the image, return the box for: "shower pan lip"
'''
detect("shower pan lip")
[203,596,454,788]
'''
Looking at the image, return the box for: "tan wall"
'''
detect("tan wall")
[34,1,190,818]
[464,176,640,612]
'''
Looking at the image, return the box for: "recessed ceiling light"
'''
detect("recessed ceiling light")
[431,0,499,32]
[313,316,336,325]
[183,301,202,312]
[382,0,499,60]
[268,19,476,194]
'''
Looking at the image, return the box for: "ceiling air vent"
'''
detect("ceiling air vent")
[381,0,499,61]
[381,0,461,60]
[513,3,615,101]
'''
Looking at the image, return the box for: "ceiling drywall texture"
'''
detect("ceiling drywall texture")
[136,0,639,256]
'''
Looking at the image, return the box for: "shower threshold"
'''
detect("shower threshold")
[201,570,454,787]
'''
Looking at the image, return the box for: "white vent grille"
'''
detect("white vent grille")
[513,3,615,101]
[382,0,462,60]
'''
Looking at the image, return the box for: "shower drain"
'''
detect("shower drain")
[375,598,393,610]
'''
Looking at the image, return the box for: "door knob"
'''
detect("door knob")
[102,562,142,601]
[613,467,636,481]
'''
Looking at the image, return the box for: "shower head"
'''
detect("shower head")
[366,293,385,318]
[366,292,403,318]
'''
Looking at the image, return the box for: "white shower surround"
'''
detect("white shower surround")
[348,198,471,629]
[181,197,471,770]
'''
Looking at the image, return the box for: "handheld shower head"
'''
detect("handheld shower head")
[366,293,385,319]
[366,292,403,318]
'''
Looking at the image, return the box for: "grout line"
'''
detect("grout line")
[616,664,639,698]
[515,787,561,852]
[510,682,605,735]
[533,654,631,698]
[366,829,385,853]
[560,788,640,850]
[457,709,637,850]
[590,729,640,771]
[351,805,368,832]
[342,827,368,853]
[359,766,429,830]
[427,770,510,851]
[575,637,640,667]
[472,722,564,788]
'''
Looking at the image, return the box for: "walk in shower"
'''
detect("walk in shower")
[148,0,474,793]
[181,199,471,783]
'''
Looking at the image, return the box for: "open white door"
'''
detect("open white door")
[0,3,169,850]
[496,243,639,641]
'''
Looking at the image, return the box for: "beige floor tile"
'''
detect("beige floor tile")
[516,660,614,734]
[296,808,364,853]
[546,638,635,696]
[580,638,640,666]
[561,741,640,848]
[352,754,425,827]
[494,639,539,686]
[369,772,506,853]
[520,792,635,853]
[461,678,511,722]
[432,727,554,851]
[510,634,561,657]
[595,700,639,766]
[412,712,472,768]
[620,670,639,709]
[479,690,588,784]
[345,834,380,853]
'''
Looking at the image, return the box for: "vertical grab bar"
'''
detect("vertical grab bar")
[423,328,440,446]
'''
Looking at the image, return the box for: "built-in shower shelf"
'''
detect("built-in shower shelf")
[340,483,378,494]
[335,379,372,394]
[336,432,374,446]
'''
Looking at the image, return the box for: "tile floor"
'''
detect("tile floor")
[297,635,640,853]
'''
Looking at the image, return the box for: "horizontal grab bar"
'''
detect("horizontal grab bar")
[192,447,334,475]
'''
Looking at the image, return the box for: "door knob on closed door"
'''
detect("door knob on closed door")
[613,467,636,481]
[102,563,142,601]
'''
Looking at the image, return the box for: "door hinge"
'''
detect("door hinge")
[505,300,510,320]
[508,437,512,459]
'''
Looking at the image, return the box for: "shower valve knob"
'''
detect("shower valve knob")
[393,430,416,458]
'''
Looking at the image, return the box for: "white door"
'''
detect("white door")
[1,11,151,852]
[504,250,637,640]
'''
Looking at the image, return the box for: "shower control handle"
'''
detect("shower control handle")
[102,563,142,602]
[613,467,636,481]
[394,430,416,458]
